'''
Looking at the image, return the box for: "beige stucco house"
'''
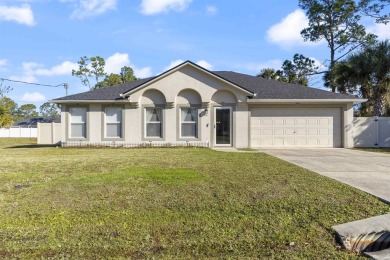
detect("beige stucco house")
[51,61,364,148]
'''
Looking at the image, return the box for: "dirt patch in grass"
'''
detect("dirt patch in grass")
[0,138,388,258]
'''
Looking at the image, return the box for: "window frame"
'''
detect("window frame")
[144,106,164,140]
[68,106,88,140]
[179,107,198,139]
[177,105,201,141]
[103,106,124,140]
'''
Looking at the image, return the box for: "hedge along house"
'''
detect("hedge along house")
[50,61,364,148]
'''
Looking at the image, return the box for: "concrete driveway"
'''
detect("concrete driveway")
[260,149,390,203]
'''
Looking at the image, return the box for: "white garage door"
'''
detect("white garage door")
[251,108,341,148]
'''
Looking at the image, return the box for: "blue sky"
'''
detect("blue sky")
[0,0,389,107]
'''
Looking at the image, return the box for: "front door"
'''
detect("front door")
[215,107,232,146]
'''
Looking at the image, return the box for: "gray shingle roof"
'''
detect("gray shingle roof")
[53,70,360,101]
[214,71,359,100]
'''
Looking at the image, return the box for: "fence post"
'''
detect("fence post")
[51,123,55,144]
[375,116,379,148]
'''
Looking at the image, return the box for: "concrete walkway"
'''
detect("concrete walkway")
[260,149,390,203]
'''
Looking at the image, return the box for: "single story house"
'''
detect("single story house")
[51,61,364,148]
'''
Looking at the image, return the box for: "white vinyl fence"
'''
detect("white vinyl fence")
[37,123,61,145]
[353,117,390,147]
[0,127,37,138]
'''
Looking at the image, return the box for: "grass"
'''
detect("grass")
[0,138,389,259]
[354,148,390,154]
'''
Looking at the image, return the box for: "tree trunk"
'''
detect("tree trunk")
[373,90,387,117]
[330,48,336,93]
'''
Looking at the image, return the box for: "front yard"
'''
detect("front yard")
[0,138,388,258]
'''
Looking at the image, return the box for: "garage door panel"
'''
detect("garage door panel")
[262,119,273,125]
[295,129,307,135]
[250,108,341,148]
[285,118,295,125]
[295,118,307,125]
[274,119,284,125]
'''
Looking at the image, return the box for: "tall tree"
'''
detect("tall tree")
[120,66,137,82]
[0,81,14,127]
[280,54,319,86]
[72,56,137,90]
[17,104,38,120]
[2,97,18,118]
[39,102,60,118]
[257,68,280,80]
[333,40,390,116]
[299,0,376,92]
[257,54,318,86]
[95,73,123,89]
[0,98,13,127]
[72,56,107,90]
[359,0,390,24]
[95,66,137,89]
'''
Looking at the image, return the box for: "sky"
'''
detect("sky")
[0,0,389,108]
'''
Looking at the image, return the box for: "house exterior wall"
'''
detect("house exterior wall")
[60,66,250,147]
[58,65,356,148]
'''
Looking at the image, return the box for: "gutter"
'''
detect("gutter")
[247,98,367,104]
[49,100,129,104]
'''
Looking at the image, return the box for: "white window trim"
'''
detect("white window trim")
[180,107,198,139]
[144,107,163,139]
[69,107,87,139]
[104,107,122,139]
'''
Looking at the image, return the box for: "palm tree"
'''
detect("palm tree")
[333,40,390,116]
[257,68,279,80]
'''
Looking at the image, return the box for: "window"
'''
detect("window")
[145,107,162,138]
[180,107,198,138]
[105,107,122,138]
[69,107,86,138]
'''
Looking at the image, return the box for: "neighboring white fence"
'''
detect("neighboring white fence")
[0,127,37,138]
[353,117,390,147]
[37,123,61,145]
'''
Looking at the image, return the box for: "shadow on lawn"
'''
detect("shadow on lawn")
[6,144,59,149]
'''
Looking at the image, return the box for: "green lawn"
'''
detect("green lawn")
[0,138,388,259]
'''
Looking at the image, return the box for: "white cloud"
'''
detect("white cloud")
[266,9,322,48]
[134,67,153,78]
[367,23,390,40]
[164,59,184,71]
[206,5,217,15]
[0,4,35,26]
[20,92,46,102]
[10,62,42,83]
[164,59,213,71]
[237,59,283,73]
[10,61,77,83]
[69,0,117,19]
[105,52,152,78]
[34,61,78,76]
[196,60,213,70]
[0,59,7,67]
[105,53,130,74]
[140,0,192,15]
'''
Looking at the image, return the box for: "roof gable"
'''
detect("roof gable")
[122,61,254,97]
